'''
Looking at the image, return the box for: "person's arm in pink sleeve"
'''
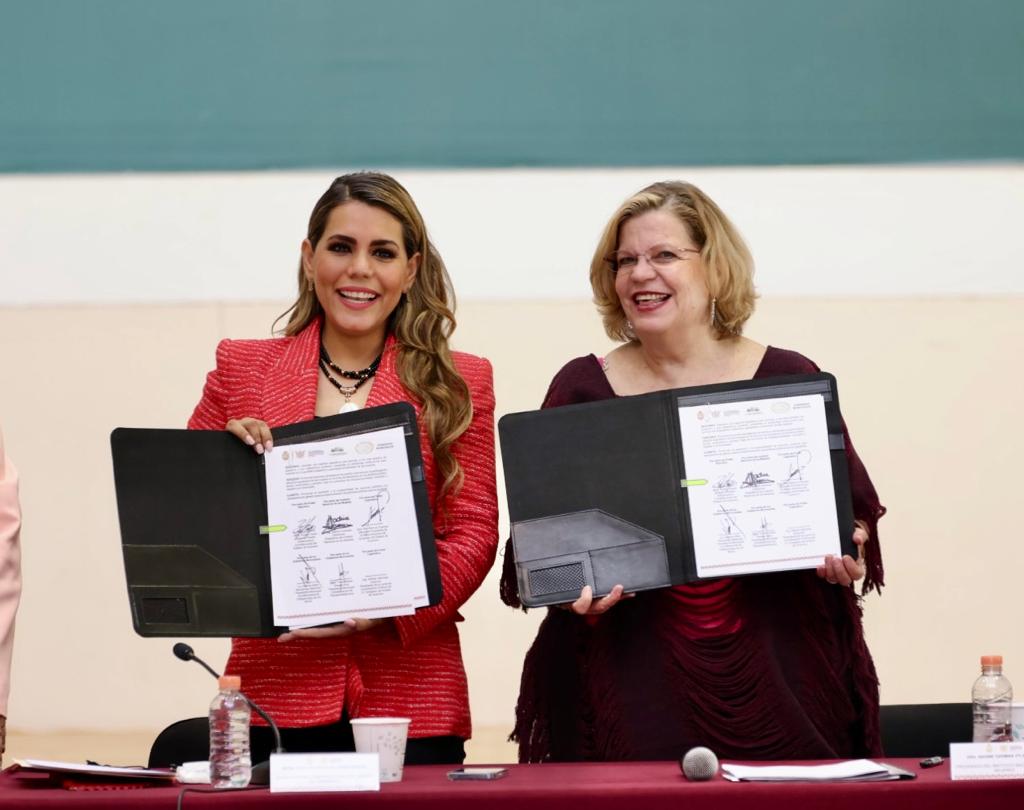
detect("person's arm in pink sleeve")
[0,428,23,762]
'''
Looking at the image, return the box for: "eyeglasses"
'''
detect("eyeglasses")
[605,246,701,274]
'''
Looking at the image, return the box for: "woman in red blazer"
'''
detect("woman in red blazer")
[185,173,498,766]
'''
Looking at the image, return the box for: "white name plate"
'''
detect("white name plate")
[950,742,1024,780]
[269,752,380,793]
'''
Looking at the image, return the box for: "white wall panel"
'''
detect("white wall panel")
[2,165,1021,306]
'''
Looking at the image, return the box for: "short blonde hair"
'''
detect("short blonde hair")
[589,181,757,341]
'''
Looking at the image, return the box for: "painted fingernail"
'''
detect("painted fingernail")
[266,440,274,451]
[255,443,264,454]
[244,435,255,446]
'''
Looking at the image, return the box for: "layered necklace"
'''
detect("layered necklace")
[318,344,383,414]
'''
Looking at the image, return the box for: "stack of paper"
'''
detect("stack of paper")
[14,759,177,781]
[722,759,915,782]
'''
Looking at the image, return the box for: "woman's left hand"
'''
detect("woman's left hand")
[277,618,385,642]
[816,523,868,587]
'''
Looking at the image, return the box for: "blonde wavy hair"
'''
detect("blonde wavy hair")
[276,172,472,503]
[590,181,757,341]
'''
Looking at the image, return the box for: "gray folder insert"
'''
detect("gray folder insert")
[512,509,670,607]
[123,545,262,636]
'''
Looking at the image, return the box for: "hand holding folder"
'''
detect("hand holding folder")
[111,404,442,637]
[499,373,855,607]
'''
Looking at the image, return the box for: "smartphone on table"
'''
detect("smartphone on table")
[447,767,508,781]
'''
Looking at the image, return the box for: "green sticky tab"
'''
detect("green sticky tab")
[259,524,287,534]
[680,479,708,488]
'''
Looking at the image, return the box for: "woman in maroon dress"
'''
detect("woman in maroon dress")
[501,181,885,763]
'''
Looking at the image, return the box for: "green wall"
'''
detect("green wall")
[2,0,1021,171]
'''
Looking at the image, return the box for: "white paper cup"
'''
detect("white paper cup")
[1012,703,1024,742]
[350,717,411,782]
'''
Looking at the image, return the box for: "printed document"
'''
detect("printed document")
[722,759,914,782]
[263,425,427,627]
[678,393,841,577]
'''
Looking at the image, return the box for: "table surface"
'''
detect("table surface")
[4,759,1023,810]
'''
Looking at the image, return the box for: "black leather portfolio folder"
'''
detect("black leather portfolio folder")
[499,373,855,607]
[111,403,441,637]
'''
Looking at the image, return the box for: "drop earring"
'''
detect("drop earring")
[709,297,717,327]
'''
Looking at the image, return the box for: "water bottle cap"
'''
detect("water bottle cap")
[218,675,242,690]
[981,655,1003,666]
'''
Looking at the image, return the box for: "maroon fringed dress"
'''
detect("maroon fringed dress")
[500,348,886,762]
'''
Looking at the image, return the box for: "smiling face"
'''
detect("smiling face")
[302,200,419,347]
[614,208,709,340]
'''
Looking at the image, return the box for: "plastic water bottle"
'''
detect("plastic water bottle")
[209,675,252,788]
[972,655,1013,743]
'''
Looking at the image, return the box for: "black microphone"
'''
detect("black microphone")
[680,746,719,781]
[173,643,221,679]
[172,643,285,785]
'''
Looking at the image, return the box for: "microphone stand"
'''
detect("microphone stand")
[172,643,284,785]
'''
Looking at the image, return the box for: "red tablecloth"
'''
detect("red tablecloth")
[3,759,1022,809]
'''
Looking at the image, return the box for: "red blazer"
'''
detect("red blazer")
[189,320,498,739]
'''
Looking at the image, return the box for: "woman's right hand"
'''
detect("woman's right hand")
[563,584,631,615]
[225,417,274,454]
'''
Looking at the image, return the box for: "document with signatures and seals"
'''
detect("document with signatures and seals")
[263,425,427,628]
[498,371,855,606]
[677,393,840,578]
